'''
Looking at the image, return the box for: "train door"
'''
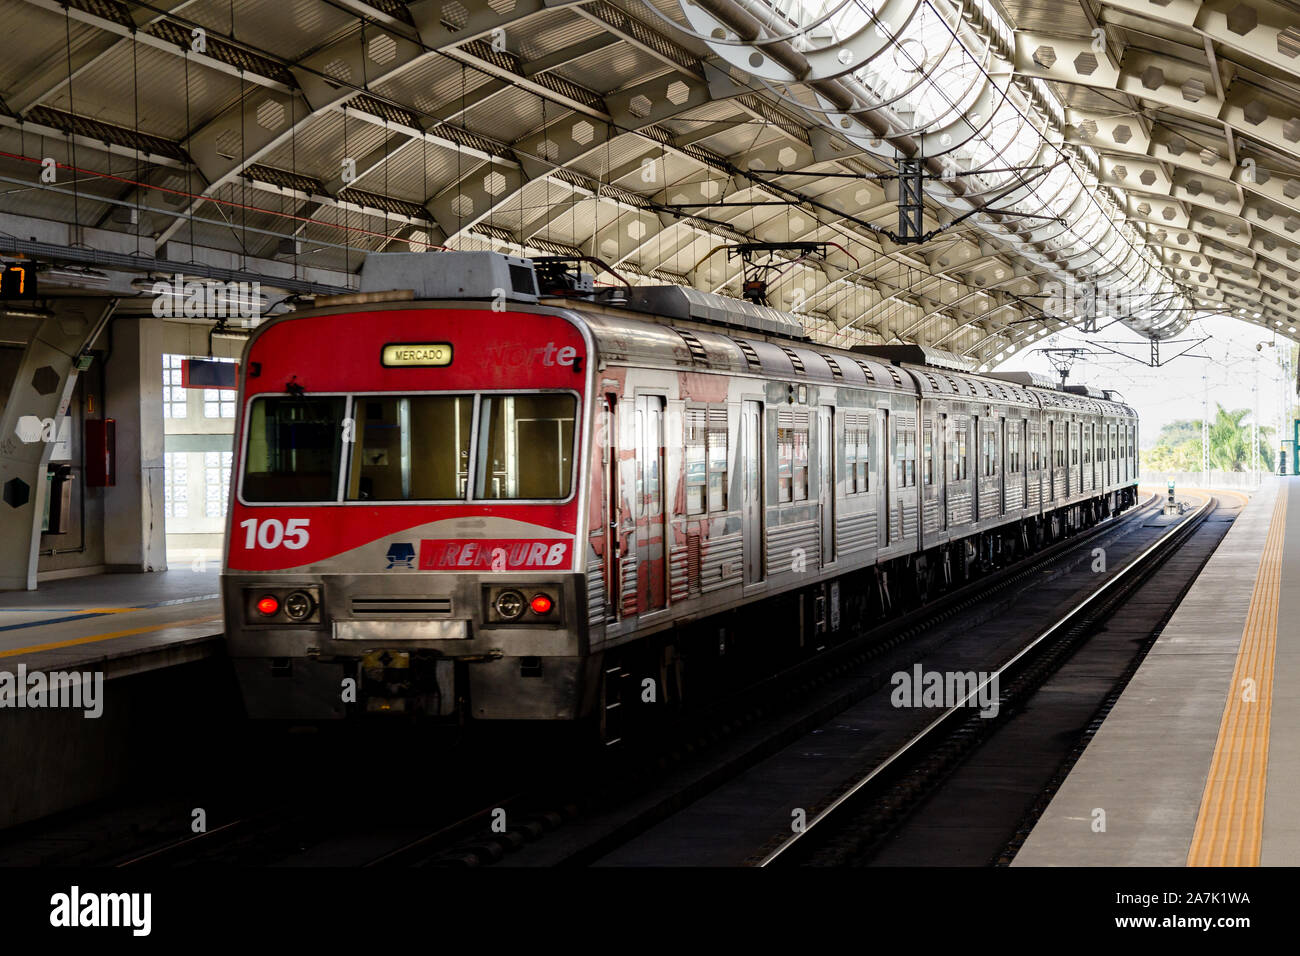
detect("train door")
[819,405,835,566]
[938,412,948,530]
[1047,418,1055,500]
[1109,424,1115,486]
[1063,419,1070,497]
[971,414,980,522]
[635,395,666,612]
[741,400,764,585]
[604,395,620,619]
[1019,418,1028,508]
[880,408,891,545]
[999,417,1007,515]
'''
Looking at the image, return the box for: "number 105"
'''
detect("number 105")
[239,517,310,550]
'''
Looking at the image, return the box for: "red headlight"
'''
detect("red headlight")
[529,594,553,615]
[256,595,280,616]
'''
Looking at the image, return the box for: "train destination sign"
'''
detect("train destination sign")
[381,342,453,367]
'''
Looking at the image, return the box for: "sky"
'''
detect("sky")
[991,315,1296,450]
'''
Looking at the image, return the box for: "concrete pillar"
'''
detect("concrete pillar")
[0,301,115,590]
[103,316,167,572]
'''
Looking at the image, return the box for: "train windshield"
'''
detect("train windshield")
[242,396,346,501]
[476,394,576,500]
[240,391,576,503]
[347,396,473,501]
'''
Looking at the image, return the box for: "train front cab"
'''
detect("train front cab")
[221,302,596,722]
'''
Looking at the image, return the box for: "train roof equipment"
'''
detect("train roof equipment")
[849,344,975,373]
[986,370,1062,391]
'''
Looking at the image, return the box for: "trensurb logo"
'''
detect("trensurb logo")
[385,542,416,569]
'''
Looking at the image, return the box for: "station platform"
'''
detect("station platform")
[1015,475,1298,867]
[0,568,224,678]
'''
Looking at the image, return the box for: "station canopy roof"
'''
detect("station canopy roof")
[1,0,1297,370]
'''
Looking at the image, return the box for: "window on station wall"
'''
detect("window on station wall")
[204,358,237,419]
[777,410,810,503]
[844,413,870,495]
[162,354,187,419]
[204,451,233,517]
[685,405,729,515]
[164,451,188,518]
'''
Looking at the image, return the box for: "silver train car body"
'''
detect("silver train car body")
[223,252,1139,724]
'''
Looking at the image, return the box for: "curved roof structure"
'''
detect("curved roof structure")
[1,0,1296,365]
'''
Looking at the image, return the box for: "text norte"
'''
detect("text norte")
[418,539,570,571]
[481,342,580,368]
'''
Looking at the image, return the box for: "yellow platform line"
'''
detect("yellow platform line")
[1187,488,1288,866]
[0,615,221,660]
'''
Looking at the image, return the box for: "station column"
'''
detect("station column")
[103,316,168,573]
[0,300,115,590]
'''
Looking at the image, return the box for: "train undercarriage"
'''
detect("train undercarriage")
[593,484,1139,744]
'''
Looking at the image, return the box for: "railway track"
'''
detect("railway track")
[343,494,1190,867]
[757,494,1221,867]
[6,494,1190,868]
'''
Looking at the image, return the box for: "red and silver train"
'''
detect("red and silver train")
[222,251,1138,726]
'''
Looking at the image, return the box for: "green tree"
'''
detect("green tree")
[1144,404,1274,472]
[1154,419,1202,447]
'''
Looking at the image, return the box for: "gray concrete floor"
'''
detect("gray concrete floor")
[1015,477,1296,866]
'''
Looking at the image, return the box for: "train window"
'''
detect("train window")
[1008,427,1021,473]
[793,424,809,500]
[242,396,346,502]
[923,421,933,485]
[685,406,728,514]
[347,395,472,501]
[844,415,870,494]
[897,422,916,488]
[685,409,707,515]
[707,411,728,512]
[777,418,810,502]
[949,421,968,481]
[476,393,576,500]
[844,427,856,493]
